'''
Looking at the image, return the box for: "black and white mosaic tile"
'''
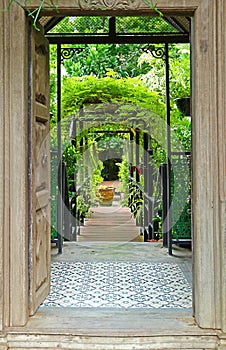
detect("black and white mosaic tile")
[41,261,192,309]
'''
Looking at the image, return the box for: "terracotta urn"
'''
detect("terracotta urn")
[98,186,115,206]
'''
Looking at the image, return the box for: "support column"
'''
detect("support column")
[135,129,140,184]
[135,129,143,229]
[0,4,4,332]
[192,0,226,331]
[161,163,168,247]
[1,2,29,327]
[147,137,154,240]
[164,43,172,255]
[69,115,77,241]
[143,132,149,237]
[128,130,134,208]
[57,44,63,254]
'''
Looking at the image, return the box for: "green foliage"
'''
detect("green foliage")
[76,195,89,217]
[62,75,165,118]
[63,44,151,79]
[50,16,109,34]
[48,31,191,234]
[73,143,104,213]
[172,201,191,239]
[89,160,104,204]
[171,155,191,239]
[172,121,191,152]
[50,15,179,79]
[61,73,190,173]
[128,182,144,220]
[96,134,125,159]
[50,16,174,36]
[49,45,58,128]
[117,158,129,206]
[138,43,191,152]
[62,142,81,180]
[139,44,191,101]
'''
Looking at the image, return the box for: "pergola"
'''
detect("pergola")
[41,15,191,254]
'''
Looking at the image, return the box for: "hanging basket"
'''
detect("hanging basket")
[175,97,191,116]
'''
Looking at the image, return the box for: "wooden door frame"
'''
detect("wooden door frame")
[0,0,225,332]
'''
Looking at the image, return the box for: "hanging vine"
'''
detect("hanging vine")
[2,0,59,29]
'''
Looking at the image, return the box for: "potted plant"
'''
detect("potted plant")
[97,185,115,206]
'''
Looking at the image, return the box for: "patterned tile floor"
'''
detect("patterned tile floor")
[42,259,192,309]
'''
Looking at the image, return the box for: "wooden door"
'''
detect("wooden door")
[28,25,51,315]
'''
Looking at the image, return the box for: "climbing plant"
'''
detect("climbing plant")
[60,74,190,156]
[61,74,165,118]
[3,0,58,29]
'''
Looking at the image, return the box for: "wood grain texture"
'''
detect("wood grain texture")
[29,26,51,316]
[0,6,4,333]
[0,2,29,327]
[191,0,226,330]
[20,0,199,16]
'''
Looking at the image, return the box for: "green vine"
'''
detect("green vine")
[143,0,163,16]
[3,0,59,29]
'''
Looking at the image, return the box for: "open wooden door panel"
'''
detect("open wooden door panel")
[29,25,51,315]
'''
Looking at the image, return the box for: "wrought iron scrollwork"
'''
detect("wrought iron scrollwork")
[151,47,165,59]
[142,45,165,59]
[61,48,85,62]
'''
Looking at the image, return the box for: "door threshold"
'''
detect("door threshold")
[8,307,211,336]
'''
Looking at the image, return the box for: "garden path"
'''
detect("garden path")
[77,180,142,242]
[43,180,192,312]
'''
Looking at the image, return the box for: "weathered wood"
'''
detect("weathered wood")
[1,2,11,328]
[217,0,226,333]
[5,308,220,349]
[0,6,4,333]
[191,0,226,330]
[20,0,200,16]
[1,308,224,349]
[29,26,51,316]
[0,2,29,327]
